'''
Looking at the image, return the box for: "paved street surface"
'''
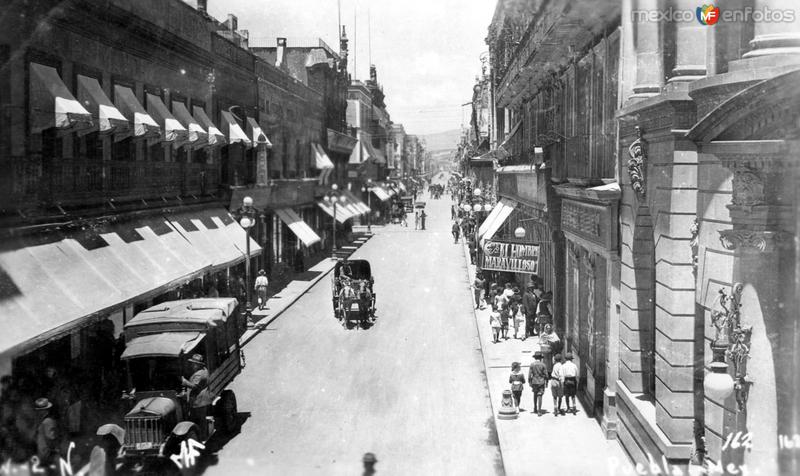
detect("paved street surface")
[204,197,503,475]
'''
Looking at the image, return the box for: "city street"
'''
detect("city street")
[204,198,503,475]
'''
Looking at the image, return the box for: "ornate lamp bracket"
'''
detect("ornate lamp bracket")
[627,126,647,201]
[710,283,753,412]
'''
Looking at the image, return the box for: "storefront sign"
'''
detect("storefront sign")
[481,239,540,274]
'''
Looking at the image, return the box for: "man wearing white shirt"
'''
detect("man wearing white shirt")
[561,352,579,414]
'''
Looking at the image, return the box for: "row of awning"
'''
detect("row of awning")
[316,190,371,224]
[0,207,261,357]
[29,62,270,148]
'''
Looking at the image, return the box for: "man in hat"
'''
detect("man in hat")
[362,452,377,476]
[181,354,212,435]
[528,352,549,417]
[338,277,358,316]
[522,282,540,339]
[473,272,486,310]
[34,397,61,470]
[451,221,460,243]
[561,352,579,414]
[255,270,269,311]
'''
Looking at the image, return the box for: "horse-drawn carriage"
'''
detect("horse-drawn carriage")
[331,259,376,328]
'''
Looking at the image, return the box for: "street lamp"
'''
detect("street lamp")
[239,196,257,321]
[361,179,374,233]
[323,184,341,254]
[514,226,526,239]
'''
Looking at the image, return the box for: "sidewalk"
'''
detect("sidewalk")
[241,231,375,346]
[458,239,630,476]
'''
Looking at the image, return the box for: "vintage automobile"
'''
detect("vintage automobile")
[100,298,244,463]
[331,259,376,328]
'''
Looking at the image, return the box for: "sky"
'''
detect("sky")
[207,0,496,135]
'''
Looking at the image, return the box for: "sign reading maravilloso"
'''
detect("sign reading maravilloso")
[481,239,540,274]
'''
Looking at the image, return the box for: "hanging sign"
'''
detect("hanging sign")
[481,239,540,274]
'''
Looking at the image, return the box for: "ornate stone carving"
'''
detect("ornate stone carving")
[730,165,765,208]
[627,126,646,200]
[718,230,793,253]
[689,218,699,275]
[562,201,602,241]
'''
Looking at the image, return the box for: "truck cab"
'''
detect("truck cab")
[108,298,244,461]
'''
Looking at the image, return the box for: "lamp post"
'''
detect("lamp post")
[239,196,257,320]
[361,179,374,233]
[323,184,341,255]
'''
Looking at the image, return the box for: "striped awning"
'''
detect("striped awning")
[275,208,321,247]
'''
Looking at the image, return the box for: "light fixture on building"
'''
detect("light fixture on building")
[474,204,483,212]
[237,195,259,324]
[703,283,753,411]
[514,226,526,239]
[484,203,494,212]
[462,203,472,212]
[473,188,482,198]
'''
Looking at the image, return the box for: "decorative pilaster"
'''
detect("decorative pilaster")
[631,0,665,97]
[627,126,647,200]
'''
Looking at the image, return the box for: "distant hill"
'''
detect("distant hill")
[420,129,462,152]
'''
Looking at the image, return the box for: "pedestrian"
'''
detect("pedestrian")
[255,269,269,311]
[34,397,61,473]
[362,452,378,476]
[528,352,549,417]
[508,362,525,410]
[450,204,456,221]
[550,353,565,417]
[500,298,511,340]
[489,304,501,343]
[562,352,579,414]
[451,221,460,243]
[535,290,553,335]
[419,210,426,230]
[539,323,561,377]
[473,272,486,310]
[522,282,539,339]
[180,354,213,436]
[414,210,419,230]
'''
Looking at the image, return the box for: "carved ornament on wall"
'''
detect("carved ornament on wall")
[718,229,793,253]
[627,126,647,201]
[730,165,765,208]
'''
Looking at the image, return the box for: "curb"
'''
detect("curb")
[239,260,337,347]
[459,236,507,476]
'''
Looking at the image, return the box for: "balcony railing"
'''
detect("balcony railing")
[0,157,220,210]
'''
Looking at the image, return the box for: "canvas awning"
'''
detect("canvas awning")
[192,106,226,147]
[348,140,367,164]
[114,85,160,139]
[370,184,392,202]
[313,143,334,169]
[275,208,321,247]
[316,199,355,224]
[363,141,386,164]
[29,62,92,133]
[478,198,517,244]
[342,190,371,215]
[0,207,261,357]
[76,75,129,135]
[172,101,207,148]
[247,117,271,148]
[146,93,188,145]
[220,111,251,146]
[121,332,203,360]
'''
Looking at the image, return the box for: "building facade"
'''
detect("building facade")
[485,0,800,474]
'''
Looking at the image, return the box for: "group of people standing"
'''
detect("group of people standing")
[510,351,579,417]
[473,274,555,344]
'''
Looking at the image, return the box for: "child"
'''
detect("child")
[528,351,549,416]
[550,353,564,416]
[509,362,525,410]
[562,352,579,414]
[489,304,501,343]
[499,301,510,340]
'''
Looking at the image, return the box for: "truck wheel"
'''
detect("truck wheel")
[220,390,240,434]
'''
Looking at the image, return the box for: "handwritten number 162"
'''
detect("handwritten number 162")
[722,431,753,451]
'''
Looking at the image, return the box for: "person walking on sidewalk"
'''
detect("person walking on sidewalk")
[539,323,561,377]
[451,221,460,243]
[562,352,579,414]
[489,304,501,343]
[255,269,269,311]
[473,272,486,310]
[550,353,565,417]
[499,301,510,340]
[509,362,525,410]
[419,210,427,230]
[522,283,539,339]
[528,352,549,416]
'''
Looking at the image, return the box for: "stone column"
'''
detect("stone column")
[742,0,800,58]
[666,0,707,85]
[631,0,665,98]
